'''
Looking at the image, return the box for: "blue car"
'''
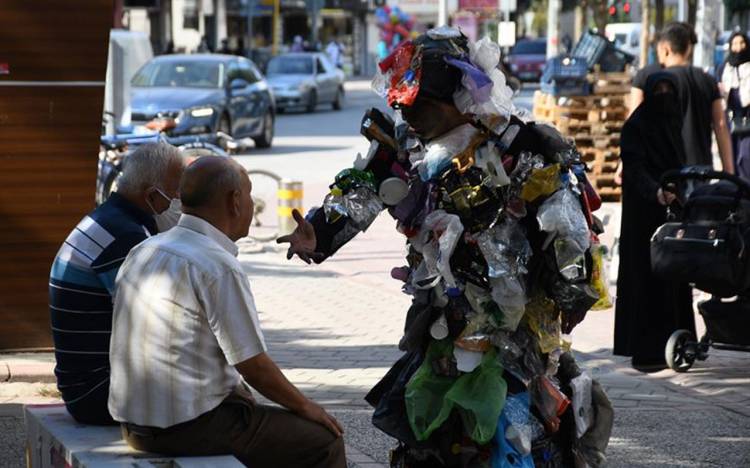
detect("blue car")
[130,54,275,148]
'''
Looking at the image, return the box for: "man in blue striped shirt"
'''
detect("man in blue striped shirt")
[49,142,185,424]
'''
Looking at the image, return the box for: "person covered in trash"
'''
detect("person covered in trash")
[278,27,613,468]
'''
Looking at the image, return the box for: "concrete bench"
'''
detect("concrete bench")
[25,404,243,467]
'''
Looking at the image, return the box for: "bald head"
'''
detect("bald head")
[180,156,254,241]
[180,156,246,209]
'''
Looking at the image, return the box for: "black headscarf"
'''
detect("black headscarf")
[727,32,750,67]
[621,72,686,180]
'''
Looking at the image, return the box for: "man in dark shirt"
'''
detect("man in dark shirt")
[49,142,184,424]
[627,22,733,172]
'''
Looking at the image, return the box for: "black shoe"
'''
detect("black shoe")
[631,358,668,373]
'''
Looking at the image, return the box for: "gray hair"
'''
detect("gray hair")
[117,142,184,195]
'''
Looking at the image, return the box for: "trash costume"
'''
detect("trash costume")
[303,29,614,467]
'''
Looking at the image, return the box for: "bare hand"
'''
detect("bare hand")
[656,188,676,206]
[298,401,344,438]
[614,162,623,186]
[276,209,323,264]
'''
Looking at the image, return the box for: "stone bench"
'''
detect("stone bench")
[25,404,243,467]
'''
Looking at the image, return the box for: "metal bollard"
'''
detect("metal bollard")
[277,179,303,236]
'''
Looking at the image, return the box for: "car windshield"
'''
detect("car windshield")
[132,61,224,88]
[267,56,313,75]
[511,41,546,55]
[614,33,628,47]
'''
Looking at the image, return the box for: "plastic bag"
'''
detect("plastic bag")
[323,187,347,223]
[488,277,527,331]
[570,372,594,439]
[365,350,424,445]
[445,56,493,104]
[421,210,465,290]
[554,237,587,282]
[537,188,591,257]
[419,124,478,181]
[521,164,562,202]
[524,296,562,355]
[492,392,535,468]
[590,243,613,310]
[405,340,507,444]
[510,153,544,196]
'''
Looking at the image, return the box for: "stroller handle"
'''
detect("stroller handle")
[661,167,750,198]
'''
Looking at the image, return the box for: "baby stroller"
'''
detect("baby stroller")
[650,167,750,372]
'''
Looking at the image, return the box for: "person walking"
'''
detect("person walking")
[721,32,750,178]
[614,72,697,372]
[617,22,734,185]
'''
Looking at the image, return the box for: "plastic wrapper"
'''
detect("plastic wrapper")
[405,340,507,444]
[488,277,527,331]
[510,153,544,196]
[524,296,561,355]
[570,372,594,439]
[548,276,599,318]
[554,237,587,282]
[537,188,591,265]
[371,66,389,98]
[421,210,465,289]
[476,218,531,279]
[419,124,478,181]
[426,25,463,40]
[529,375,570,434]
[445,56,493,104]
[492,327,546,383]
[491,392,535,468]
[344,187,384,231]
[590,243,613,310]
[520,164,562,202]
[573,379,613,468]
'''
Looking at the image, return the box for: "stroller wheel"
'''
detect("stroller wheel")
[665,329,697,372]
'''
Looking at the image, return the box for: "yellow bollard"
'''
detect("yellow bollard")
[277,179,303,236]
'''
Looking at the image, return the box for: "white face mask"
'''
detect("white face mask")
[148,188,182,232]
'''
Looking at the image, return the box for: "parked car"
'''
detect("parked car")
[507,39,547,81]
[129,54,275,148]
[266,52,345,113]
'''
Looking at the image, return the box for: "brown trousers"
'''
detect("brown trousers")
[121,391,346,468]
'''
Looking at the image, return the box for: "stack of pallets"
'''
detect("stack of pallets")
[532,70,632,201]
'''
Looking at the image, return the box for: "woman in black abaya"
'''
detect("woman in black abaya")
[613,72,697,372]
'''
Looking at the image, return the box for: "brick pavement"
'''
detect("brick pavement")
[2,205,750,466]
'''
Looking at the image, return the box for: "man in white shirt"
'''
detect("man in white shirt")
[109,156,345,467]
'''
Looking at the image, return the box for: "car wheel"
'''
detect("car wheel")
[253,112,274,149]
[306,90,317,113]
[332,87,344,110]
[218,114,231,136]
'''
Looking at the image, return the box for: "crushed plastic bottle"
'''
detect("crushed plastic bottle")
[345,187,384,231]
[421,210,465,290]
[419,124,478,181]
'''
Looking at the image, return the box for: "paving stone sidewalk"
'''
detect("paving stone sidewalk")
[2,210,750,467]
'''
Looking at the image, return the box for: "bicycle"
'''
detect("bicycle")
[244,168,283,243]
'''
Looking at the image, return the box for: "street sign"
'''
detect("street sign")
[498,21,516,47]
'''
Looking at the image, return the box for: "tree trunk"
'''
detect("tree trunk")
[655,0,665,30]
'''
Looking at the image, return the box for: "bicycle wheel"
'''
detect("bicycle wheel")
[244,169,282,242]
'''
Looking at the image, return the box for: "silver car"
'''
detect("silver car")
[266,52,345,113]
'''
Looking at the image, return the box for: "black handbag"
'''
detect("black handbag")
[650,168,750,297]
[729,87,750,137]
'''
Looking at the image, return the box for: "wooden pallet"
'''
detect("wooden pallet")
[597,185,622,202]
